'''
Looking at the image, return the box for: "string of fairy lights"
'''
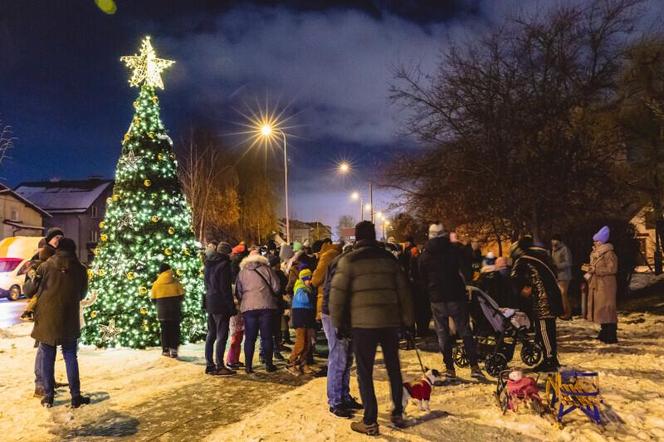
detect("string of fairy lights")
[81,37,206,348]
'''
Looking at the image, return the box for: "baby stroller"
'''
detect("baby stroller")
[452,286,542,377]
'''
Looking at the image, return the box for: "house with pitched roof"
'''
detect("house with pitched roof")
[15,178,113,263]
[0,183,50,240]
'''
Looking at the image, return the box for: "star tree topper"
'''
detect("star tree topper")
[121,36,175,89]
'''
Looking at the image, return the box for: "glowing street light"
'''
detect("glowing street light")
[254,119,290,242]
[338,161,351,175]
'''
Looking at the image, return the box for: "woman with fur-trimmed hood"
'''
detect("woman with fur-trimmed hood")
[235,251,281,373]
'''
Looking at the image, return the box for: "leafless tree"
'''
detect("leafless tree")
[388,0,642,241]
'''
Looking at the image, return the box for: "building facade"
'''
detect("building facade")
[0,184,50,240]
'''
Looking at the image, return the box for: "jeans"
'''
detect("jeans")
[243,309,275,369]
[205,314,230,368]
[321,313,353,407]
[160,320,180,350]
[352,327,404,425]
[431,300,478,369]
[39,340,80,399]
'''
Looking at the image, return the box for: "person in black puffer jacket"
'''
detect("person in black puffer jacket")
[203,242,237,376]
[510,237,563,372]
[419,223,484,380]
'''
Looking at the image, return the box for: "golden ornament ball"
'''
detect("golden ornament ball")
[87,269,94,279]
[168,227,175,235]
[144,179,152,187]
[112,194,120,202]
[98,268,106,277]
[151,215,160,223]
[157,153,165,161]
[91,310,98,318]
[140,307,147,315]
[100,234,108,242]
[164,247,173,256]
[99,221,105,229]
[176,269,183,276]
[138,286,148,295]
[127,271,135,280]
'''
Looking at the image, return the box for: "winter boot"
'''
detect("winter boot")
[342,397,363,410]
[603,323,618,344]
[41,396,54,408]
[470,364,486,380]
[205,365,217,375]
[213,366,236,376]
[329,406,354,418]
[162,348,170,357]
[71,395,91,408]
[33,385,45,398]
[169,348,178,359]
[283,330,293,345]
[390,413,407,428]
[265,363,278,373]
[444,367,457,379]
[274,352,286,361]
[351,421,379,436]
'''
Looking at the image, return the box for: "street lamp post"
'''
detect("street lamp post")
[260,124,290,243]
[351,191,363,221]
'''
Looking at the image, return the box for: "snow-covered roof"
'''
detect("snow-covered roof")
[14,179,113,214]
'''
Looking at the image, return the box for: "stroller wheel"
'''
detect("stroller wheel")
[520,342,543,367]
[485,353,508,378]
[453,345,469,368]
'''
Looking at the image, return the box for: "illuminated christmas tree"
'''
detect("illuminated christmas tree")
[82,36,205,348]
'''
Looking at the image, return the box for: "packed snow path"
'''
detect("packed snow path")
[1,296,663,441]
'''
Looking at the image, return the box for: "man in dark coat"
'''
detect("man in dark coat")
[204,242,236,376]
[510,237,563,372]
[329,221,414,435]
[31,238,89,408]
[419,223,484,380]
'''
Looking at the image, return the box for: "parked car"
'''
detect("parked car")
[0,257,33,300]
[0,236,42,301]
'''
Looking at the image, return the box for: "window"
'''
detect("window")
[90,230,99,243]
[10,207,19,221]
[91,205,99,218]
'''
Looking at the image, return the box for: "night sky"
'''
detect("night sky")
[2,0,662,229]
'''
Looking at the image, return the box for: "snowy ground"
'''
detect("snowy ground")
[1,299,663,441]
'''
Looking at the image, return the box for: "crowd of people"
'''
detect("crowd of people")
[20,220,620,436]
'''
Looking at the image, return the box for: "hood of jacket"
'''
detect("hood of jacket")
[205,251,230,263]
[240,253,269,271]
[152,269,185,299]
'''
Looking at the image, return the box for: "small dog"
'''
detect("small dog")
[402,368,441,412]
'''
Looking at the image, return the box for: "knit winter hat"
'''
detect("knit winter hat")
[217,242,232,255]
[298,268,312,281]
[292,241,303,253]
[428,223,445,239]
[593,226,610,244]
[232,244,246,255]
[45,227,64,243]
